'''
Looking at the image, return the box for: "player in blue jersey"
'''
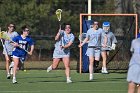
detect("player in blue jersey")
[11,25,34,84]
[127,35,140,93]
[101,22,117,74]
[79,21,107,80]
[2,23,18,79]
[47,24,75,83]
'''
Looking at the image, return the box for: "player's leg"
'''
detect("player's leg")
[47,58,61,72]
[12,56,19,84]
[62,57,72,83]
[4,54,11,79]
[9,61,14,75]
[101,50,108,74]
[128,82,136,93]
[89,56,94,80]
[137,84,140,93]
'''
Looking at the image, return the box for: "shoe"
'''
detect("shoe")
[101,70,109,74]
[7,74,11,79]
[12,78,17,84]
[67,79,72,83]
[89,74,93,80]
[89,76,93,80]
[47,66,52,73]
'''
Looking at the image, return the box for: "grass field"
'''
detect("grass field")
[0,70,128,93]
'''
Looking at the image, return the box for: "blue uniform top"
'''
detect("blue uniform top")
[12,35,34,56]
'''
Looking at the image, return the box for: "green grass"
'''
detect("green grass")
[0,70,128,93]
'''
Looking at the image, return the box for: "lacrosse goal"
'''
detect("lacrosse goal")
[79,13,138,73]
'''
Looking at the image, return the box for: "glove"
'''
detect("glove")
[111,44,116,50]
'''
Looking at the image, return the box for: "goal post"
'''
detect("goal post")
[79,13,138,73]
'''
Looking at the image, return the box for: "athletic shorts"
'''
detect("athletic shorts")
[53,48,70,58]
[86,48,101,58]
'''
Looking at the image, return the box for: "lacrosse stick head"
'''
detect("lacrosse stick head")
[0,31,10,40]
[102,21,110,33]
[79,33,87,42]
[56,9,62,22]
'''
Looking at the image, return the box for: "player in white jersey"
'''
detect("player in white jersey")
[47,24,75,83]
[127,35,140,93]
[79,21,107,80]
[2,23,18,79]
[101,22,117,74]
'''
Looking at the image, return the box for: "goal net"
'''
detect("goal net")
[79,13,138,73]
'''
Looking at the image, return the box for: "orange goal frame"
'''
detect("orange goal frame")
[79,13,138,73]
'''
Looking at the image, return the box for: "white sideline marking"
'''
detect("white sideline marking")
[0,90,127,92]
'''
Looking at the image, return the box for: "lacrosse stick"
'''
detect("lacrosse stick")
[55,9,64,47]
[78,33,112,49]
[0,28,9,55]
[0,31,29,53]
[78,33,87,43]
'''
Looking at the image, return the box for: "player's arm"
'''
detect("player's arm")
[62,41,73,49]
[11,36,19,47]
[78,37,89,47]
[28,45,34,55]
[55,28,63,40]
[62,34,75,49]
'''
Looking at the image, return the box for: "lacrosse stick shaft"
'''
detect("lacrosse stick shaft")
[10,40,29,53]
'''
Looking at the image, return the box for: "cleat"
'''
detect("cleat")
[47,66,52,73]
[7,74,11,79]
[12,78,17,84]
[89,76,93,80]
[67,79,72,83]
[89,74,93,80]
[101,70,109,74]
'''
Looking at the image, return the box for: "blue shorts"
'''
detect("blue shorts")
[12,50,26,62]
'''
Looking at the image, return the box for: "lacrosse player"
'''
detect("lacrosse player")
[79,21,107,80]
[2,23,18,79]
[101,22,117,74]
[11,25,34,84]
[127,35,140,93]
[47,24,75,83]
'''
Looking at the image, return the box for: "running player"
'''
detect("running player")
[47,24,74,83]
[79,21,107,80]
[2,23,18,79]
[11,25,34,84]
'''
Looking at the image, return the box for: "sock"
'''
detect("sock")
[49,65,52,70]
[67,77,71,80]
[13,77,16,79]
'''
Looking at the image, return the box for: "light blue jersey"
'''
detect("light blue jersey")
[102,31,117,51]
[53,30,75,58]
[127,38,140,84]
[86,28,105,47]
[86,28,105,57]
[3,31,19,55]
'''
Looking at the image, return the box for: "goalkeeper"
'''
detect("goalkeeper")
[101,22,117,74]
